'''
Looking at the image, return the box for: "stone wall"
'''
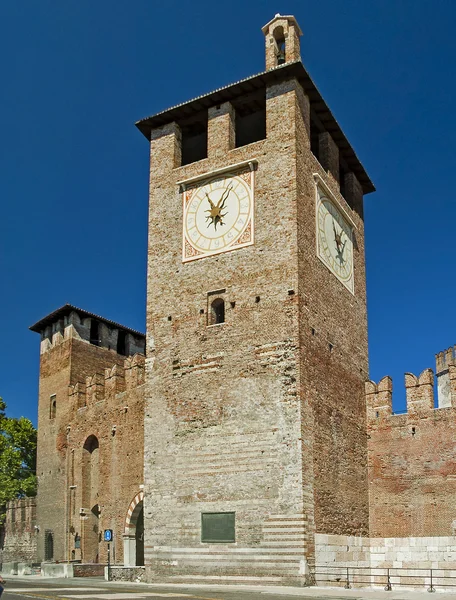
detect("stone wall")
[1,497,37,563]
[316,533,456,590]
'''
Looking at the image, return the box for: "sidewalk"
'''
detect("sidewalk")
[3,574,456,599]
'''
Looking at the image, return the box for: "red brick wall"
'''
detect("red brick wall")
[367,372,456,537]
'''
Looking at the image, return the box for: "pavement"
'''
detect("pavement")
[2,575,456,600]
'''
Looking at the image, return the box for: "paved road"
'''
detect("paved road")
[2,578,455,600]
[0,578,349,600]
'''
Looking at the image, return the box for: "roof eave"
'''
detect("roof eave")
[29,303,145,338]
[135,61,375,195]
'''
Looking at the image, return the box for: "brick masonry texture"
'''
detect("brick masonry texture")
[142,17,369,584]
[367,352,456,539]
[1,498,37,563]
[5,13,456,588]
[34,310,145,565]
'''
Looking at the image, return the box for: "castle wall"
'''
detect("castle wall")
[144,81,309,584]
[315,533,456,590]
[1,498,37,563]
[66,354,145,565]
[367,368,456,539]
[35,331,145,564]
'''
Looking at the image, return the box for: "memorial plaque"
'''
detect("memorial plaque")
[201,512,235,543]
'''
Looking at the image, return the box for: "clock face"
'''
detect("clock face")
[182,169,254,262]
[316,183,354,293]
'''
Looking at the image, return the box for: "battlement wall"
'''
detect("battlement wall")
[366,368,452,424]
[69,353,145,408]
[367,359,456,538]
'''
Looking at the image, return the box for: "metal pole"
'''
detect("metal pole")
[107,542,110,582]
[385,567,392,591]
[428,568,435,593]
[345,566,350,589]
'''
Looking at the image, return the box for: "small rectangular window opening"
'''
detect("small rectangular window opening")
[90,320,100,346]
[180,111,208,166]
[210,298,225,325]
[233,89,266,148]
[117,330,126,356]
[201,512,235,543]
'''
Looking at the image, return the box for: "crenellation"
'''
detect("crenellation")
[105,363,126,398]
[318,131,339,187]
[207,102,235,157]
[85,372,105,404]
[125,354,145,390]
[435,345,456,408]
[405,368,434,415]
[366,376,392,423]
[70,381,86,409]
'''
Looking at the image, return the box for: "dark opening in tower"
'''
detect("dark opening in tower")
[210,298,225,325]
[273,26,286,65]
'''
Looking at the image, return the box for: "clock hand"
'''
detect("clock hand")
[333,221,344,253]
[216,184,232,210]
[205,192,215,210]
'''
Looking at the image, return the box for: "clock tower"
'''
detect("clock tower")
[137,14,374,585]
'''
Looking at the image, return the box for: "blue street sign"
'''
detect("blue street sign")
[103,529,113,542]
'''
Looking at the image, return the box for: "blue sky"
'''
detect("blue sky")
[1,1,454,423]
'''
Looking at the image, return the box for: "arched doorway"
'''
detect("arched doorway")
[44,530,54,561]
[123,491,144,566]
[135,505,144,566]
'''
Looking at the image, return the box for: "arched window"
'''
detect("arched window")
[83,435,99,454]
[210,298,225,325]
[273,26,286,65]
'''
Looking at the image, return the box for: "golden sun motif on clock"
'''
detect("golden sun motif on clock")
[316,180,354,293]
[182,169,254,262]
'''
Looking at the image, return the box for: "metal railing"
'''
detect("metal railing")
[310,565,456,592]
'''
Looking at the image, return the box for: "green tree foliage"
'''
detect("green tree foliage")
[0,398,37,524]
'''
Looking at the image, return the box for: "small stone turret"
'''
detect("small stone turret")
[262,14,302,70]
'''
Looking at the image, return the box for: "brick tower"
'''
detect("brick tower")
[138,14,374,584]
[30,305,145,565]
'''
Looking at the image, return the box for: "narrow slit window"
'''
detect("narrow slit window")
[50,395,56,420]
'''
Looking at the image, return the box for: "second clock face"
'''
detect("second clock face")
[316,183,354,293]
[183,170,254,262]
